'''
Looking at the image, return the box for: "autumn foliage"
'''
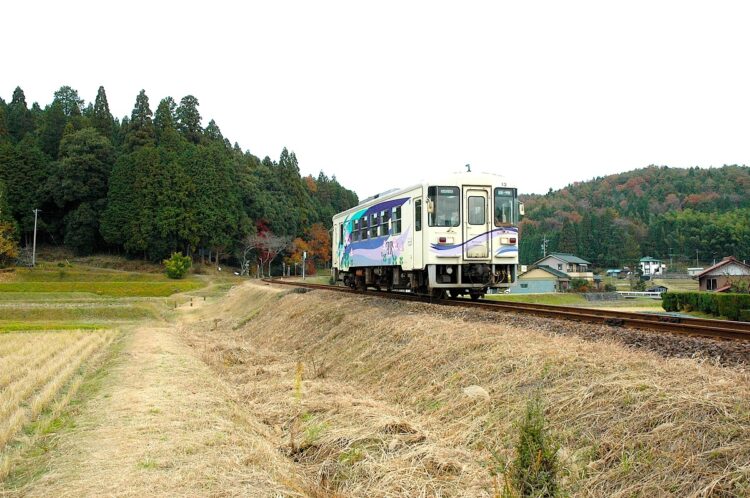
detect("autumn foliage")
[287,223,331,275]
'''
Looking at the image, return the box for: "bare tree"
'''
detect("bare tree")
[240,232,291,277]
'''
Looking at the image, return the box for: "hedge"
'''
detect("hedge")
[662,292,750,320]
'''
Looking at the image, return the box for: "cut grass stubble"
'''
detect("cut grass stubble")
[0,330,117,481]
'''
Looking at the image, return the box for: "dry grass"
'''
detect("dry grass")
[6,322,305,496]
[183,282,750,497]
[0,330,117,481]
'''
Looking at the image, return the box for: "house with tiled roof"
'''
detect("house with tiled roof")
[697,256,750,292]
[514,265,571,293]
[531,253,594,282]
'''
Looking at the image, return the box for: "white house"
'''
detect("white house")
[639,257,666,276]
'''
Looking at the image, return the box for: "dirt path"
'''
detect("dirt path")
[15,323,300,497]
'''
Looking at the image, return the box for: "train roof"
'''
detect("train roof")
[333,171,515,219]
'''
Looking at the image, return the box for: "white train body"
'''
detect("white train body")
[331,171,521,298]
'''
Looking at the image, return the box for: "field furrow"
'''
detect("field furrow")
[0,335,81,389]
[0,331,115,454]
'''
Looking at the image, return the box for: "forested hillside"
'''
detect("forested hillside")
[0,86,357,262]
[519,165,750,268]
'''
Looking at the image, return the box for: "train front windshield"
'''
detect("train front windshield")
[494,188,516,226]
[427,186,460,227]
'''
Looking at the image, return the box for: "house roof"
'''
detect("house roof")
[639,256,661,263]
[697,256,750,278]
[532,265,571,280]
[537,253,591,265]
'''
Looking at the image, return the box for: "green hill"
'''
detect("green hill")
[519,165,750,268]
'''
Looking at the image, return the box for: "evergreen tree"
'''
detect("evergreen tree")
[0,102,8,141]
[176,95,202,144]
[7,87,34,142]
[183,141,246,260]
[558,220,577,254]
[39,100,67,159]
[204,119,223,142]
[154,97,177,142]
[92,86,114,139]
[124,90,156,151]
[53,86,84,117]
[101,152,137,248]
[48,128,114,254]
[0,137,49,238]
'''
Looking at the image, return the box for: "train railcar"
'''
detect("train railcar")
[331,171,522,299]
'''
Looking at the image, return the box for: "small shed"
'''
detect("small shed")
[514,265,570,293]
[646,285,668,293]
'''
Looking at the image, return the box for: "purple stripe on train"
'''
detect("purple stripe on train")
[429,227,518,255]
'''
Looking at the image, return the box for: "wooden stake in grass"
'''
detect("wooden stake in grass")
[294,361,304,402]
[289,361,305,455]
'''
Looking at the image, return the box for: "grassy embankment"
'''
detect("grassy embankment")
[0,257,210,485]
[184,283,750,496]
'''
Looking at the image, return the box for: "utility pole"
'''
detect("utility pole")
[696,249,699,267]
[302,251,307,280]
[541,235,549,258]
[32,209,41,267]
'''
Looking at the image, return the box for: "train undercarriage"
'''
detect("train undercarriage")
[335,263,516,300]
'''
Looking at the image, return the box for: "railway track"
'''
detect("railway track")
[263,278,750,342]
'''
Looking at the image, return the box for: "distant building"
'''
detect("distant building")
[639,257,666,276]
[687,267,704,277]
[697,257,750,292]
[514,265,571,293]
[646,285,669,293]
[533,253,594,282]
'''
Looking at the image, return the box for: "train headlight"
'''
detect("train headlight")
[446,267,453,275]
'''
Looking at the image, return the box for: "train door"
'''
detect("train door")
[464,187,491,259]
[413,197,423,269]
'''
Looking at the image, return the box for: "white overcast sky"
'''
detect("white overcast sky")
[3,1,750,197]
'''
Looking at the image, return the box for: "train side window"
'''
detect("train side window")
[361,216,368,240]
[428,186,460,227]
[339,223,344,245]
[415,199,422,232]
[370,213,379,238]
[380,210,390,236]
[353,219,360,241]
[392,206,401,234]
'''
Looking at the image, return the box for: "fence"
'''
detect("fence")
[617,291,663,299]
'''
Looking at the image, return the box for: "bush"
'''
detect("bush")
[507,395,559,497]
[570,279,589,293]
[662,292,750,320]
[163,252,191,279]
[604,283,617,292]
[0,221,18,268]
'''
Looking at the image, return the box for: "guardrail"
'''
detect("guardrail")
[617,291,663,299]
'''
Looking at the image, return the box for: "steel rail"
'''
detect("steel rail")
[262,279,750,342]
